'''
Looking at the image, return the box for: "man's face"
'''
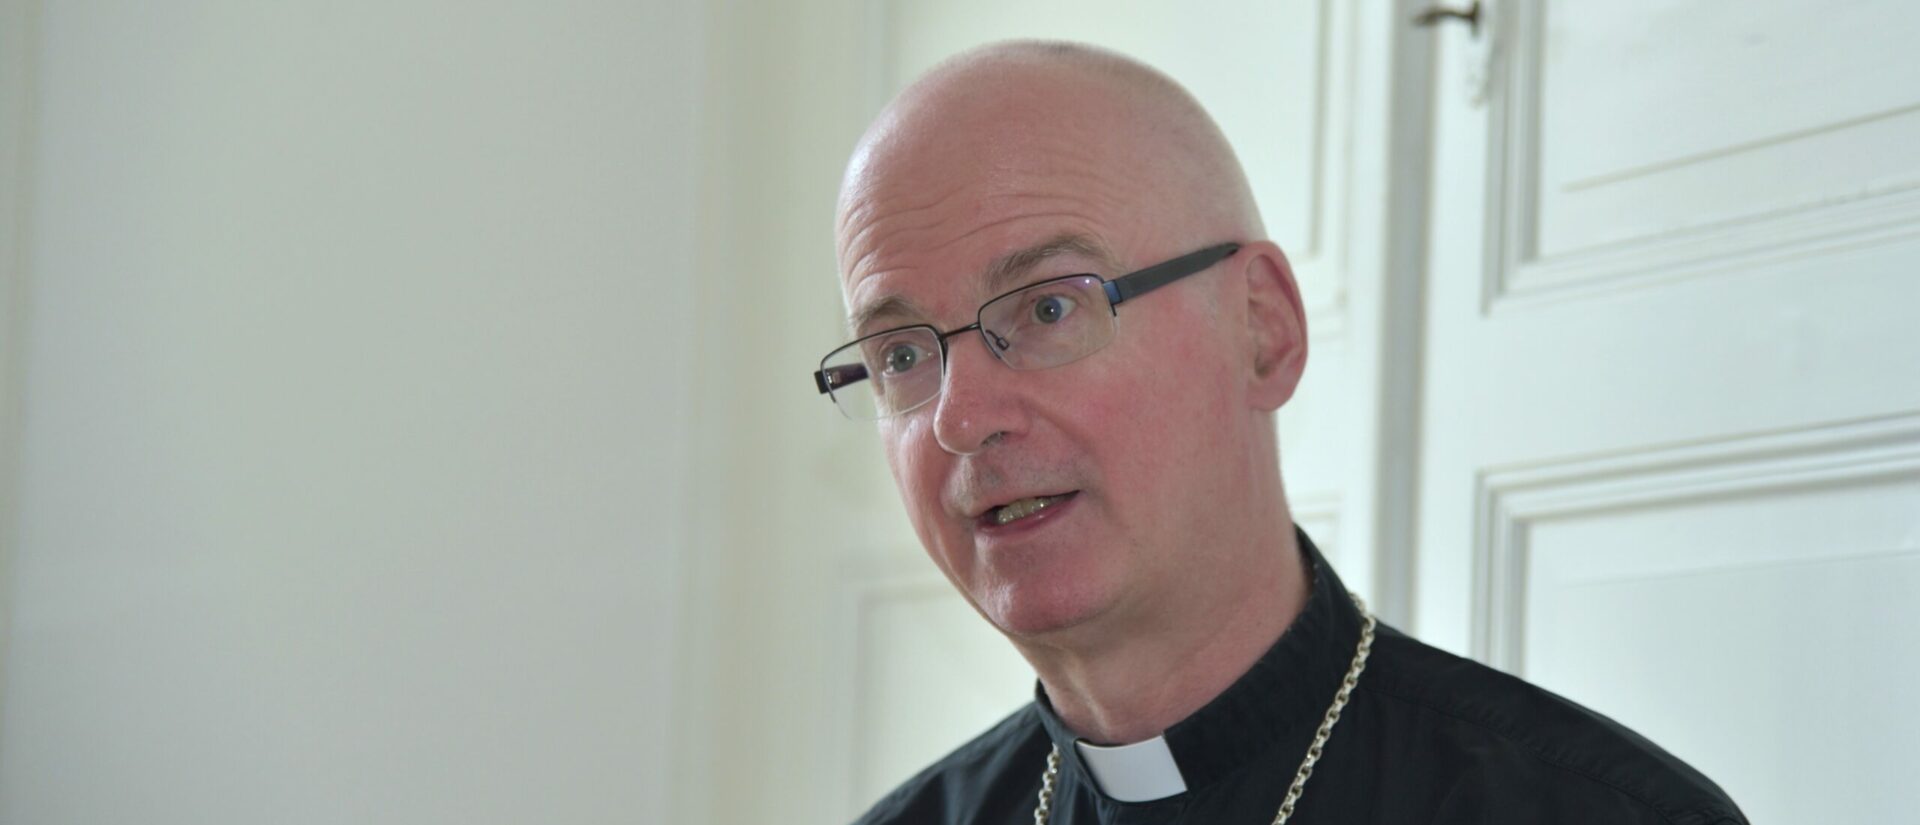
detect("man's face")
[836,79,1265,642]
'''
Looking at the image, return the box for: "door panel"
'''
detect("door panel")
[1535,1,1920,261]
[1419,2,1920,821]
[841,575,1035,809]
[1482,1,1920,305]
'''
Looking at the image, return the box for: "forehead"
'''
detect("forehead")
[833,58,1199,333]
[837,146,1153,336]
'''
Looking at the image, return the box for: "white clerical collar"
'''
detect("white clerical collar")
[1074,734,1188,802]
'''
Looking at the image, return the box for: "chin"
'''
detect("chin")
[977,573,1115,640]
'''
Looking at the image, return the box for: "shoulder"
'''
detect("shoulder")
[852,703,1053,825]
[1356,624,1748,825]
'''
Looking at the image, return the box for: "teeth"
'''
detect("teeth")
[992,495,1064,526]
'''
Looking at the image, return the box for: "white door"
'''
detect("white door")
[1417,2,1920,821]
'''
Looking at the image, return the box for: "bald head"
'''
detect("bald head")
[836,41,1264,290]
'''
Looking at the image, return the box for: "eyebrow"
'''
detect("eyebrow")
[984,233,1119,293]
[846,233,1119,335]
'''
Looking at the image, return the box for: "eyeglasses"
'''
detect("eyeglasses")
[813,242,1241,420]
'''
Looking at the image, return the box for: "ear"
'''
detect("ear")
[1241,243,1308,410]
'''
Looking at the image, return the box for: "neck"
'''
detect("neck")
[1020,520,1310,745]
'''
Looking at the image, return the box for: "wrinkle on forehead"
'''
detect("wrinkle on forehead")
[838,147,1131,278]
[843,193,1113,288]
[843,208,1106,333]
[846,230,1121,335]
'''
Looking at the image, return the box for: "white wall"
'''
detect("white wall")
[674,2,918,821]
[0,2,704,823]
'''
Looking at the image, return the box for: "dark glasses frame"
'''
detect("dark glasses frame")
[813,241,1241,410]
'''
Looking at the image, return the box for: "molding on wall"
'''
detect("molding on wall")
[1478,0,1920,314]
[0,0,43,733]
[1296,0,1355,341]
[1290,490,1344,566]
[861,0,896,119]
[1370,0,1437,634]
[1471,412,1920,672]
[828,557,966,819]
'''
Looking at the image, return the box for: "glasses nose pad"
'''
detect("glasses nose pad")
[980,327,1012,359]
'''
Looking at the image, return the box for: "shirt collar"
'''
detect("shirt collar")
[1032,526,1362,803]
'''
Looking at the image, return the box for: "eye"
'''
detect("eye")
[881,341,930,375]
[1030,293,1077,325]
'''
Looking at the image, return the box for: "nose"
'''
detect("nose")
[932,330,1027,456]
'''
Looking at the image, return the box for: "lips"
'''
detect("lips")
[978,491,1078,528]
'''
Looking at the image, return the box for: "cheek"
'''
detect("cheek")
[1077,322,1241,485]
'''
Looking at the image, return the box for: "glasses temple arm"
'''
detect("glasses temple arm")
[1105,242,1241,305]
[814,363,869,395]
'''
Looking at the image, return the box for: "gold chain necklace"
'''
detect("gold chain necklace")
[1032,592,1376,825]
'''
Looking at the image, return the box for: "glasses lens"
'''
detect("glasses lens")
[821,326,943,420]
[979,275,1116,370]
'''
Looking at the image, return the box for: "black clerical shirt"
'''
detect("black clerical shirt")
[852,529,1748,825]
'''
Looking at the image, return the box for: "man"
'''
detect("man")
[816,41,1747,824]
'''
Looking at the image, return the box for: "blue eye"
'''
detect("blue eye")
[882,342,929,375]
[1031,294,1076,324]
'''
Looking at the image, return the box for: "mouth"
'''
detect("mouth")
[977,491,1079,529]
